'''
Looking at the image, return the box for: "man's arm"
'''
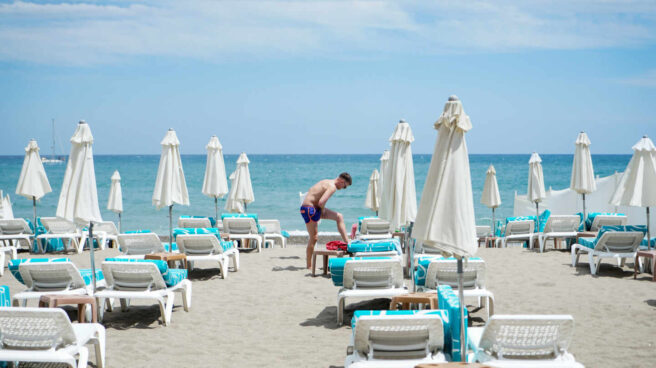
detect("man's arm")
[317,186,337,209]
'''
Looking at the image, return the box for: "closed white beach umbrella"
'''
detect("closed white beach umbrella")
[364,169,380,214]
[481,164,502,235]
[413,95,476,360]
[56,121,102,290]
[610,136,656,247]
[107,170,123,232]
[153,128,189,245]
[225,153,254,213]
[570,132,596,218]
[202,136,229,221]
[16,139,52,230]
[379,120,417,231]
[378,150,390,206]
[0,191,14,220]
[528,152,546,230]
[224,170,244,213]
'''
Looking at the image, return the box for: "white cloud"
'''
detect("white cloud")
[0,0,655,65]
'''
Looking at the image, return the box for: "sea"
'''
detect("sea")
[0,154,632,234]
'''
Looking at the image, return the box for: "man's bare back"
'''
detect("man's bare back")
[302,179,337,209]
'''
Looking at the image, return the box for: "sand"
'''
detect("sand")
[3,244,655,368]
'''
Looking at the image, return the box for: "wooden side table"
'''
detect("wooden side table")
[145,252,188,269]
[38,294,97,323]
[485,237,498,248]
[635,250,656,281]
[311,249,345,277]
[390,292,438,310]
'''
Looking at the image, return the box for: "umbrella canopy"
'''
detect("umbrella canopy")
[225,153,254,213]
[56,121,102,226]
[152,129,189,210]
[414,96,477,257]
[379,120,417,231]
[107,171,123,214]
[610,136,656,208]
[16,139,52,201]
[224,170,245,213]
[364,169,380,213]
[378,150,390,205]
[570,132,596,195]
[0,191,13,220]
[202,136,229,199]
[527,152,546,204]
[481,165,501,209]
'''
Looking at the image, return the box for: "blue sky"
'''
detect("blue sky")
[1,0,655,155]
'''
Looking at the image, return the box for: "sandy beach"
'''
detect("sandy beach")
[2,243,654,368]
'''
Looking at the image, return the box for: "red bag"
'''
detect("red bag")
[326,240,348,251]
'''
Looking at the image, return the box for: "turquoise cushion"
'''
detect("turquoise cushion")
[220,240,235,251]
[0,286,10,307]
[504,209,550,235]
[577,237,596,249]
[179,215,217,227]
[351,309,449,344]
[328,256,393,287]
[173,227,220,240]
[281,230,290,238]
[125,230,152,234]
[348,239,401,254]
[584,212,625,231]
[104,258,187,287]
[33,217,66,253]
[640,238,656,249]
[163,242,179,252]
[8,258,103,286]
[438,285,468,361]
[578,225,647,248]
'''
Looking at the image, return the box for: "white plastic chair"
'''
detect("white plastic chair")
[95,261,192,326]
[497,220,535,248]
[0,307,105,368]
[337,259,408,325]
[79,221,119,253]
[260,219,286,248]
[36,217,81,253]
[469,315,584,367]
[571,231,644,275]
[117,233,167,258]
[176,234,239,278]
[536,215,580,253]
[222,217,263,252]
[345,314,447,367]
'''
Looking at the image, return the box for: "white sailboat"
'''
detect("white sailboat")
[41,118,65,164]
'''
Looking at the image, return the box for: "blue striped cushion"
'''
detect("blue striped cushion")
[220,240,235,251]
[9,258,70,284]
[0,286,10,307]
[578,225,647,248]
[577,237,596,249]
[348,239,401,254]
[438,285,468,361]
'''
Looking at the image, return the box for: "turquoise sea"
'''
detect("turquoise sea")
[0,154,631,234]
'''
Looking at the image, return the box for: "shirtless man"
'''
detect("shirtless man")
[300,172,352,269]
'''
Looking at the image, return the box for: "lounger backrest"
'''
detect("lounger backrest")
[0,307,77,350]
[343,259,403,289]
[94,221,118,235]
[425,259,485,290]
[102,261,167,291]
[0,219,32,235]
[543,215,580,233]
[117,233,165,255]
[222,218,257,235]
[177,217,212,228]
[176,234,221,255]
[259,219,281,234]
[590,215,627,231]
[476,226,491,238]
[354,315,444,359]
[19,262,86,291]
[40,217,76,234]
[478,315,574,360]
[361,219,391,235]
[505,220,534,235]
[596,231,643,253]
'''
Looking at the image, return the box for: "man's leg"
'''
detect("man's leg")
[322,208,349,244]
[306,220,319,269]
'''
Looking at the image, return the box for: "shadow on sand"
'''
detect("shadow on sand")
[300,299,391,330]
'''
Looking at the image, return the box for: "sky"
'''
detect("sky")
[0,0,655,155]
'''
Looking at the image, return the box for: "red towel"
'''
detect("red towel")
[326,240,348,251]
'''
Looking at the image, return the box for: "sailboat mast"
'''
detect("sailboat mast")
[51,118,56,159]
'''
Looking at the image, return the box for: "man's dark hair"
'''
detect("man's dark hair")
[339,172,352,185]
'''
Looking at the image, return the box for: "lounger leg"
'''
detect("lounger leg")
[232,251,240,271]
[93,324,106,368]
[337,296,345,325]
[120,298,128,312]
[181,280,192,311]
[218,257,227,279]
[76,346,89,368]
[589,253,597,275]
[159,292,174,326]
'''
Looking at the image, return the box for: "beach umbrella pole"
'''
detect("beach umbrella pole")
[32,196,37,246]
[647,207,651,250]
[214,197,218,226]
[118,213,122,233]
[169,205,173,252]
[457,257,466,362]
[492,207,496,237]
[88,222,97,293]
[582,193,586,220]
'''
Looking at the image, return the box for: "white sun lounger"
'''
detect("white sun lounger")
[37,217,81,253]
[497,220,535,248]
[176,234,239,278]
[79,221,119,252]
[0,307,106,368]
[117,233,167,258]
[0,218,32,253]
[222,217,263,252]
[178,217,212,228]
[588,215,627,232]
[476,225,492,247]
[95,261,192,326]
[536,215,580,253]
[421,258,494,320]
[571,230,644,275]
[260,219,287,248]
[345,314,447,367]
[337,259,408,325]
[469,315,584,367]
[358,218,393,240]
[12,261,104,307]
